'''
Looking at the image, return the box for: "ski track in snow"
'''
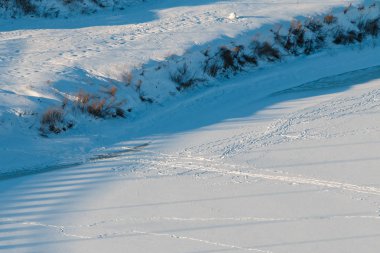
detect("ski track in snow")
[131,230,273,253]
[2,213,380,251]
[103,79,380,199]
[183,81,380,158]
[111,149,380,196]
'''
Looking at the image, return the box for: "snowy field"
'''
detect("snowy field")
[0,0,367,175]
[1,0,380,252]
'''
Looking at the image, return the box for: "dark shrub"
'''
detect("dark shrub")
[170,63,204,90]
[40,108,65,134]
[358,19,380,37]
[16,0,36,14]
[324,14,337,25]
[333,30,363,45]
[219,46,236,70]
[305,18,323,32]
[253,41,281,61]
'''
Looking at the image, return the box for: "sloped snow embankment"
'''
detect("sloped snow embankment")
[0,0,377,176]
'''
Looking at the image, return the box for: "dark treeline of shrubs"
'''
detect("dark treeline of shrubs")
[171,3,380,90]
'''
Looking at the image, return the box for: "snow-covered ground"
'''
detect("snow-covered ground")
[0,0,368,175]
[1,0,380,252]
[1,46,380,252]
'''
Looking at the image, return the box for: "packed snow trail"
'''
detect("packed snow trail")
[1,53,380,252]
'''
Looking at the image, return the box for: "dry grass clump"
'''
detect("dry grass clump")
[73,89,126,118]
[40,108,73,135]
[76,90,91,109]
[41,108,63,126]
[39,86,127,135]
[324,14,337,25]
[104,86,117,97]
[87,99,106,117]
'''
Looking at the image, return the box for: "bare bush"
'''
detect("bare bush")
[115,107,126,118]
[324,14,337,25]
[16,0,36,14]
[103,86,117,97]
[305,18,323,32]
[219,46,236,70]
[76,90,92,111]
[73,90,126,118]
[277,20,306,55]
[223,45,256,70]
[290,21,305,45]
[41,108,63,126]
[204,62,220,77]
[87,99,106,117]
[303,36,324,55]
[170,63,204,90]
[333,30,363,45]
[40,108,67,134]
[252,41,281,61]
[242,54,258,65]
[203,45,257,77]
[358,18,380,37]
